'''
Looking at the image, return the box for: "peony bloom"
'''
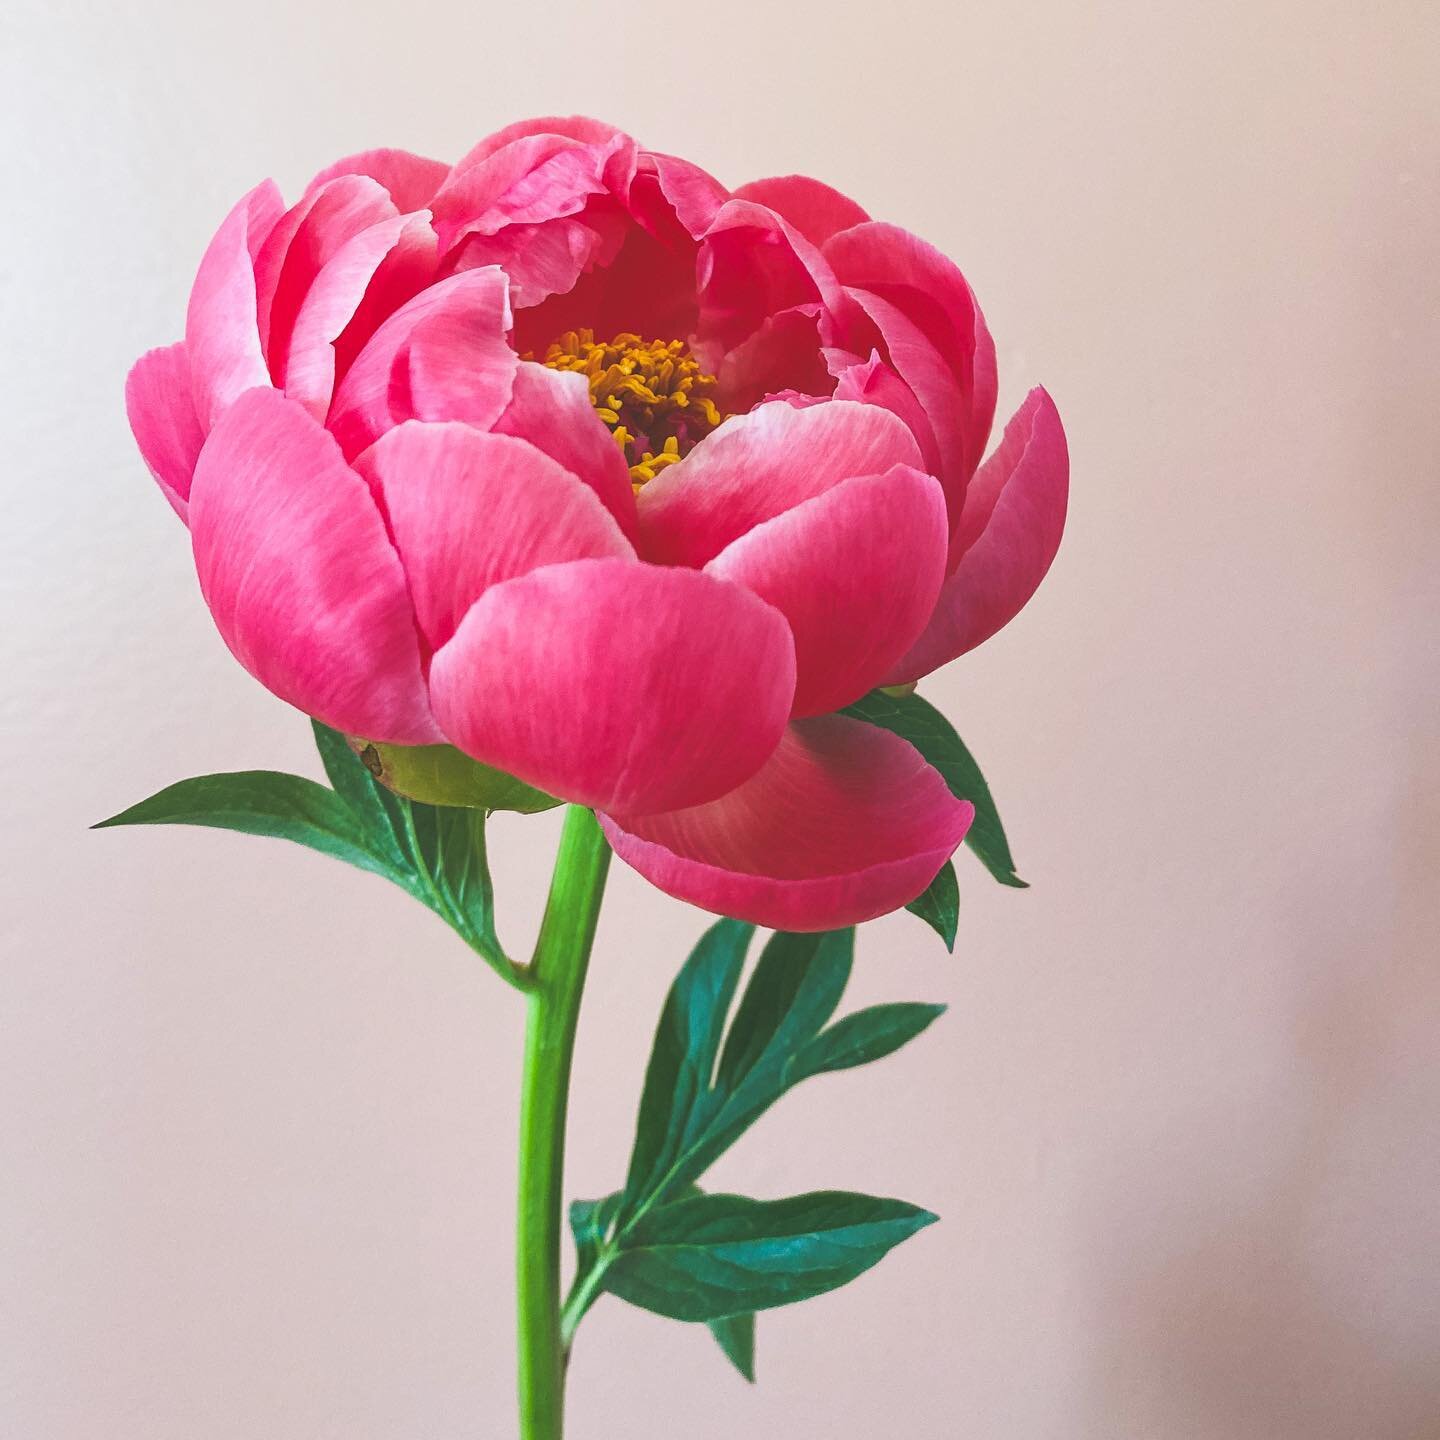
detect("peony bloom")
[125,117,1067,931]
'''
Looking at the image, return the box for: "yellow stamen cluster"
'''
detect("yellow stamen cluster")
[531,329,727,488]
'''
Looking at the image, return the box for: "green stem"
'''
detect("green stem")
[516,806,612,1440]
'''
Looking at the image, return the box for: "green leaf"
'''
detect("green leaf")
[799,1003,946,1078]
[707,1312,756,1382]
[844,689,1026,888]
[621,929,856,1222]
[905,859,959,950]
[93,771,401,882]
[568,926,946,1348]
[716,929,851,1092]
[402,804,502,958]
[96,724,516,983]
[604,1191,937,1322]
[311,721,410,868]
[619,919,753,1216]
[570,1192,621,1277]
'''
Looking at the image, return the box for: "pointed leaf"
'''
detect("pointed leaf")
[707,1312,756,1382]
[311,720,408,868]
[799,1003,946,1078]
[716,929,852,1092]
[844,690,1025,887]
[905,860,959,949]
[405,804,502,956]
[94,772,402,883]
[620,919,753,1216]
[631,930,857,1213]
[605,1190,937,1322]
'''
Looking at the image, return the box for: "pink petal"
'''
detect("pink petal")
[327,267,515,460]
[885,388,1069,682]
[252,176,397,384]
[827,348,940,470]
[731,174,870,248]
[188,388,437,743]
[716,305,833,415]
[825,223,998,512]
[354,421,633,653]
[432,121,636,256]
[329,213,440,389]
[447,202,630,309]
[125,343,204,520]
[304,148,451,212]
[492,363,638,538]
[636,398,923,568]
[427,559,795,815]
[448,116,635,189]
[637,150,729,237]
[600,715,974,931]
[508,209,694,355]
[511,150,721,350]
[694,199,848,375]
[706,465,948,717]
[186,180,284,428]
[284,212,438,420]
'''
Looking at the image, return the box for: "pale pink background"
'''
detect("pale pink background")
[2,1,1436,1436]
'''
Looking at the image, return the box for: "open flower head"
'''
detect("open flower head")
[126,118,1068,931]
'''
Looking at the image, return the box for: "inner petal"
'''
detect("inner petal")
[528,328,730,488]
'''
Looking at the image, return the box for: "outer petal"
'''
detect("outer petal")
[188,388,437,743]
[304,148,451,212]
[125,342,204,520]
[636,399,923,567]
[253,175,397,382]
[600,715,974,931]
[824,222,998,511]
[885,389,1068,682]
[284,211,438,420]
[427,559,795,816]
[186,180,284,428]
[354,421,632,653]
[706,465,948,717]
[731,175,870,248]
[493,364,638,538]
[327,267,515,459]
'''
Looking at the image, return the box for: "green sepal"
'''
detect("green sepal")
[350,737,560,814]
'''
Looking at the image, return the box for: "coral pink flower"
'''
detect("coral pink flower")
[125,117,1067,931]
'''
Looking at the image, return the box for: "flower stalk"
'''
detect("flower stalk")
[515,805,612,1440]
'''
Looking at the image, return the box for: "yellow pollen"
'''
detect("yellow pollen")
[529,329,727,489]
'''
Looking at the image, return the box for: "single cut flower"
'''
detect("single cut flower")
[125,117,1067,930]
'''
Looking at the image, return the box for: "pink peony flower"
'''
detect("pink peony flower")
[125,117,1067,931]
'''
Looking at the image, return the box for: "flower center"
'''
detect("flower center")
[530,329,727,488]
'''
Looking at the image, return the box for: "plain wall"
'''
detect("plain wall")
[2,1,1436,1436]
